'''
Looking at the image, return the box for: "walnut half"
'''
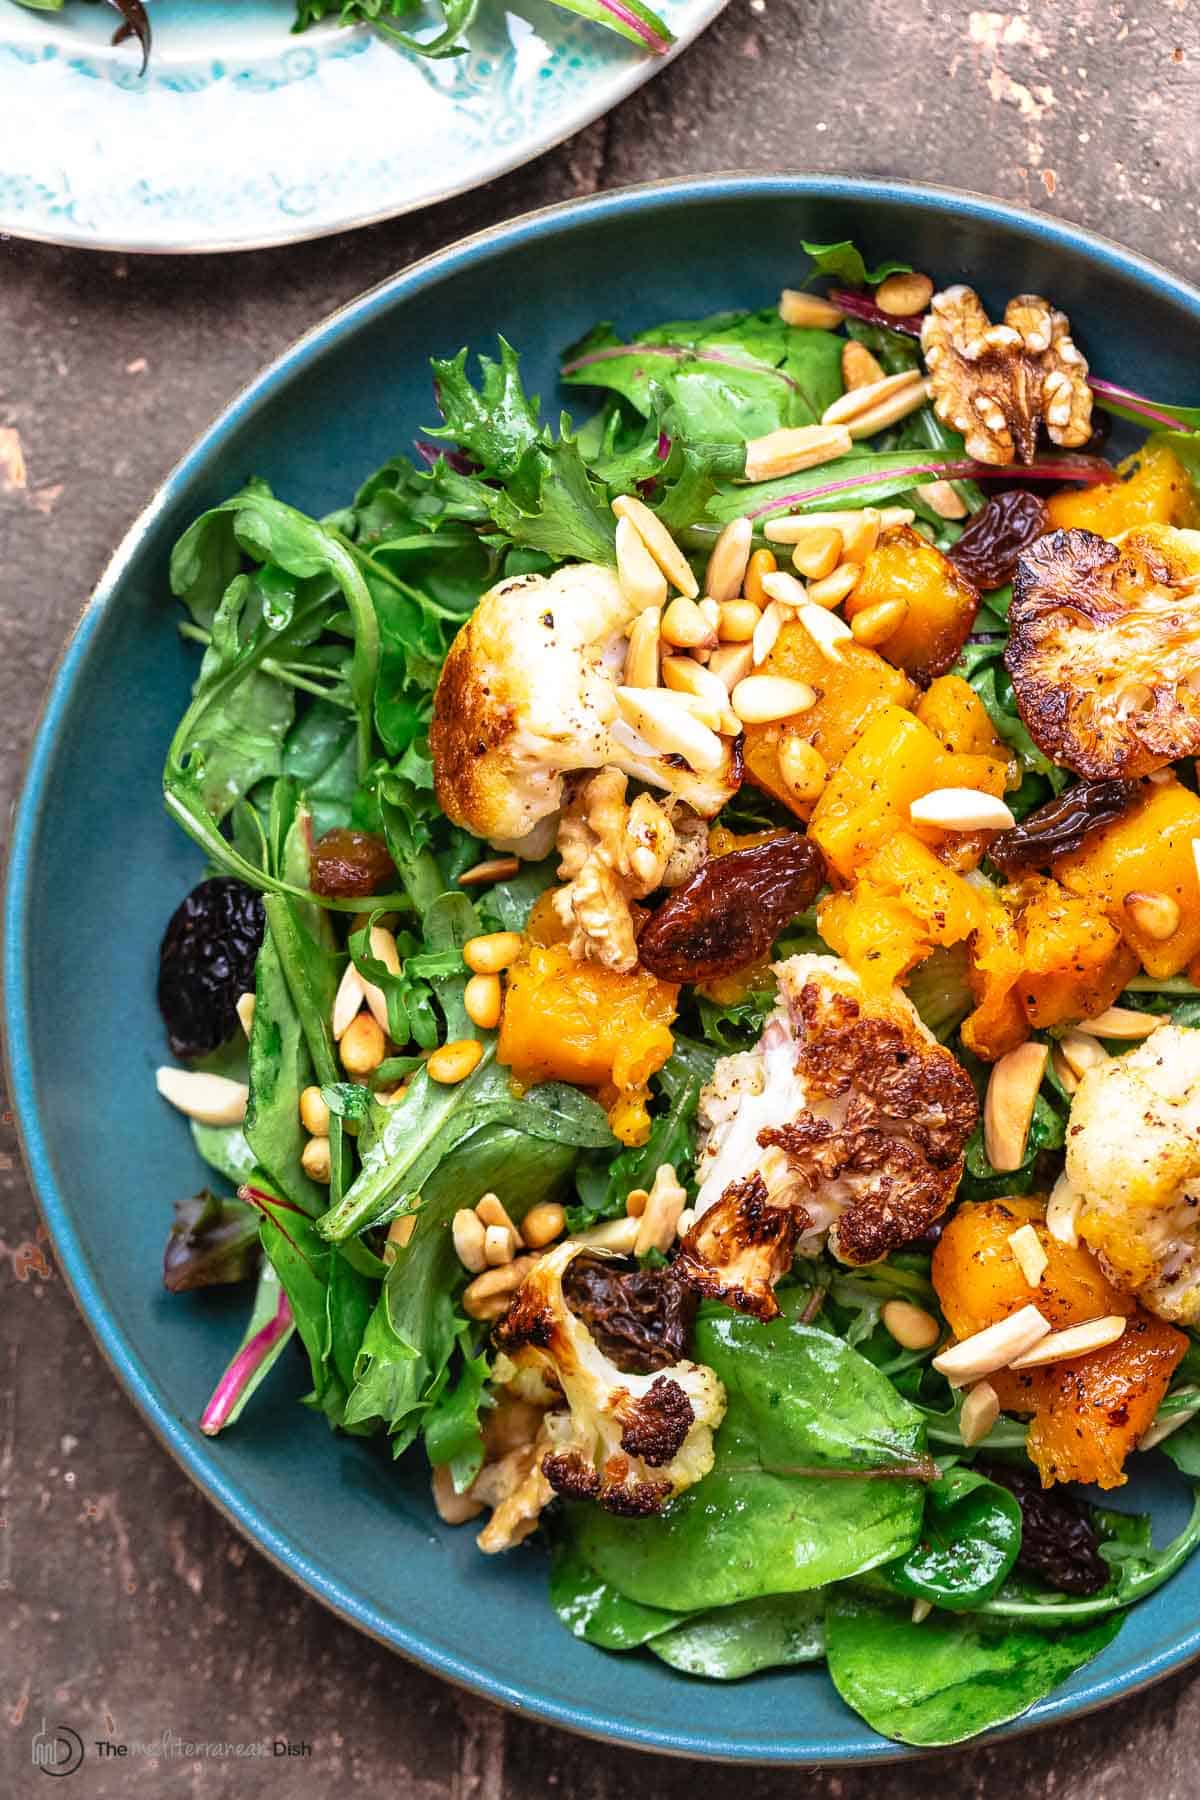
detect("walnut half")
[921,285,1092,465]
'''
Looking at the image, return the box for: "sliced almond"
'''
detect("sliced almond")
[1050,1045,1079,1096]
[634,1164,687,1257]
[662,655,730,712]
[704,516,754,603]
[743,424,853,484]
[573,1215,642,1253]
[1007,1222,1048,1289]
[708,642,756,691]
[615,515,668,611]
[1075,1007,1164,1040]
[1058,1028,1109,1080]
[916,479,968,520]
[984,1041,1049,1173]
[1046,1173,1082,1248]
[837,509,881,564]
[822,371,928,437]
[841,339,885,390]
[458,857,520,887]
[361,924,401,1034]
[332,960,367,1040]
[1139,1395,1200,1452]
[624,606,662,688]
[614,686,725,772]
[760,569,809,609]
[752,599,789,666]
[732,674,818,726]
[959,1380,1000,1448]
[1008,1314,1127,1369]
[932,1303,1051,1387]
[235,992,256,1039]
[778,288,845,330]
[909,788,1016,831]
[612,493,698,597]
[795,601,853,663]
[764,506,914,542]
[155,1067,249,1128]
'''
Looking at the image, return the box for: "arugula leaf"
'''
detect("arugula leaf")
[262,893,351,1202]
[244,916,328,1214]
[569,1305,930,1612]
[978,1491,1200,1623]
[566,1036,716,1232]
[801,239,912,289]
[960,1089,1065,1201]
[423,1338,491,1491]
[695,985,776,1053]
[883,1467,1023,1610]
[282,702,358,837]
[650,1592,827,1678]
[825,1589,1122,1746]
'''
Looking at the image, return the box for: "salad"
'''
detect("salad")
[152,237,1200,1748]
[11,0,674,70]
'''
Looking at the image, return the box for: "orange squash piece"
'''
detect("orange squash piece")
[498,942,678,1147]
[932,1197,1186,1488]
[961,901,1029,1061]
[817,831,991,990]
[1009,877,1139,1032]
[1054,775,1200,979]
[843,524,979,682]
[916,674,1013,765]
[1046,440,1200,535]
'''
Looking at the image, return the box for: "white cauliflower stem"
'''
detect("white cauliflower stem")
[1064,1023,1200,1324]
[494,1240,726,1517]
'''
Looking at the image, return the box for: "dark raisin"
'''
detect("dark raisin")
[988,778,1142,875]
[638,831,826,982]
[563,1254,698,1374]
[157,877,265,1060]
[948,490,1050,591]
[978,1460,1109,1595]
[310,828,396,898]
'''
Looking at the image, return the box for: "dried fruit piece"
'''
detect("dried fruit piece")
[637,832,826,981]
[988,779,1142,875]
[562,1254,698,1374]
[978,1462,1108,1595]
[310,828,396,898]
[948,490,1049,591]
[157,877,265,1060]
[1007,524,1200,779]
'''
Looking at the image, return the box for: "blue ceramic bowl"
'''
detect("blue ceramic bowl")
[8,176,1200,1762]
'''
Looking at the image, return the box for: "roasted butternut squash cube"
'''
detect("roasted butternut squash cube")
[843,524,980,683]
[742,621,915,819]
[1012,877,1139,1031]
[961,901,1029,1061]
[1046,440,1200,536]
[817,831,988,989]
[1054,776,1200,978]
[916,674,1012,764]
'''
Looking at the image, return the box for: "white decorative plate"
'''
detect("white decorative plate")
[0,0,725,252]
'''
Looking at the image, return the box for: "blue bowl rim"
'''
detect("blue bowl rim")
[8,173,1200,1763]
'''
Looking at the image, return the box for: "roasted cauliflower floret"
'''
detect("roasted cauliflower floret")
[679,954,978,1315]
[494,1240,726,1517]
[430,563,739,855]
[1064,1023,1200,1324]
[1007,524,1200,780]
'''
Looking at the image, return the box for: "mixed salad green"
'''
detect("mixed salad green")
[153,239,1200,1748]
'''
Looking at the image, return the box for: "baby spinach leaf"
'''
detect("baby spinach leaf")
[570,1311,929,1612]
[566,1035,716,1232]
[649,1592,826,1679]
[549,1541,687,1649]
[801,239,912,288]
[282,702,358,837]
[190,1120,257,1187]
[825,1589,1122,1746]
[884,1468,1023,1610]
[959,1088,1065,1201]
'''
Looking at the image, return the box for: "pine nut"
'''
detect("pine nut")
[881,1300,941,1351]
[766,507,915,543]
[984,1041,1049,1172]
[661,595,717,650]
[960,1381,1000,1447]
[361,924,401,1034]
[823,372,929,438]
[911,1598,933,1625]
[464,972,503,1030]
[717,599,760,642]
[463,931,523,974]
[1123,890,1181,942]
[235,992,256,1039]
[455,853,521,889]
[634,1165,687,1257]
[779,734,828,804]
[299,1085,331,1137]
[612,493,698,597]
[484,1224,517,1266]
[428,1039,484,1084]
[1058,1029,1109,1079]
[1009,1315,1127,1369]
[432,1463,484,1525]
[909,788,1016,831]
[386,1213,417,1255]
[155,1067,249,1127]
[851,596,909,645]
[705,517,753,604]
[1050,1045,1079,1096]
[574,1216,642,1253]
[807,563,862,610]
[698,597,722,633]
[790,528,843,580]
[874,271,934,316]
[614,686,725,772]
[796,601,853,662]
[838,510,881,564]
[452,1208,489,1273]
[1075,1007,1164,1040]
[708,642,755,691]
[743,547,777,606]
[462,1257,537,1320]
[917,479,968,520]
[743,424,853,484]
[475,1192,518,1234]
[732,675,818,725]
[662,655,729,712]
[340,1011,386,1075]
[1008,1222,1048,1288]
[615,514,669,611]
[332,961,367,1040]
[623,605,662,688]
[778,288,845,329]
[625,1187,649,1217]
[760,569,808,609]
[458,857,520,887]
[932,1303,1051,1386]
[841,339,885,389]
[752,600,789,666]
[301,1135,332,1183]
[1046,1174,1082,1247]
[1139,1398,1200,1452]
[521,1201,566,1249]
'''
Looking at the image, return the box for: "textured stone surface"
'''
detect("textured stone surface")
[3,1,1200,1792]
